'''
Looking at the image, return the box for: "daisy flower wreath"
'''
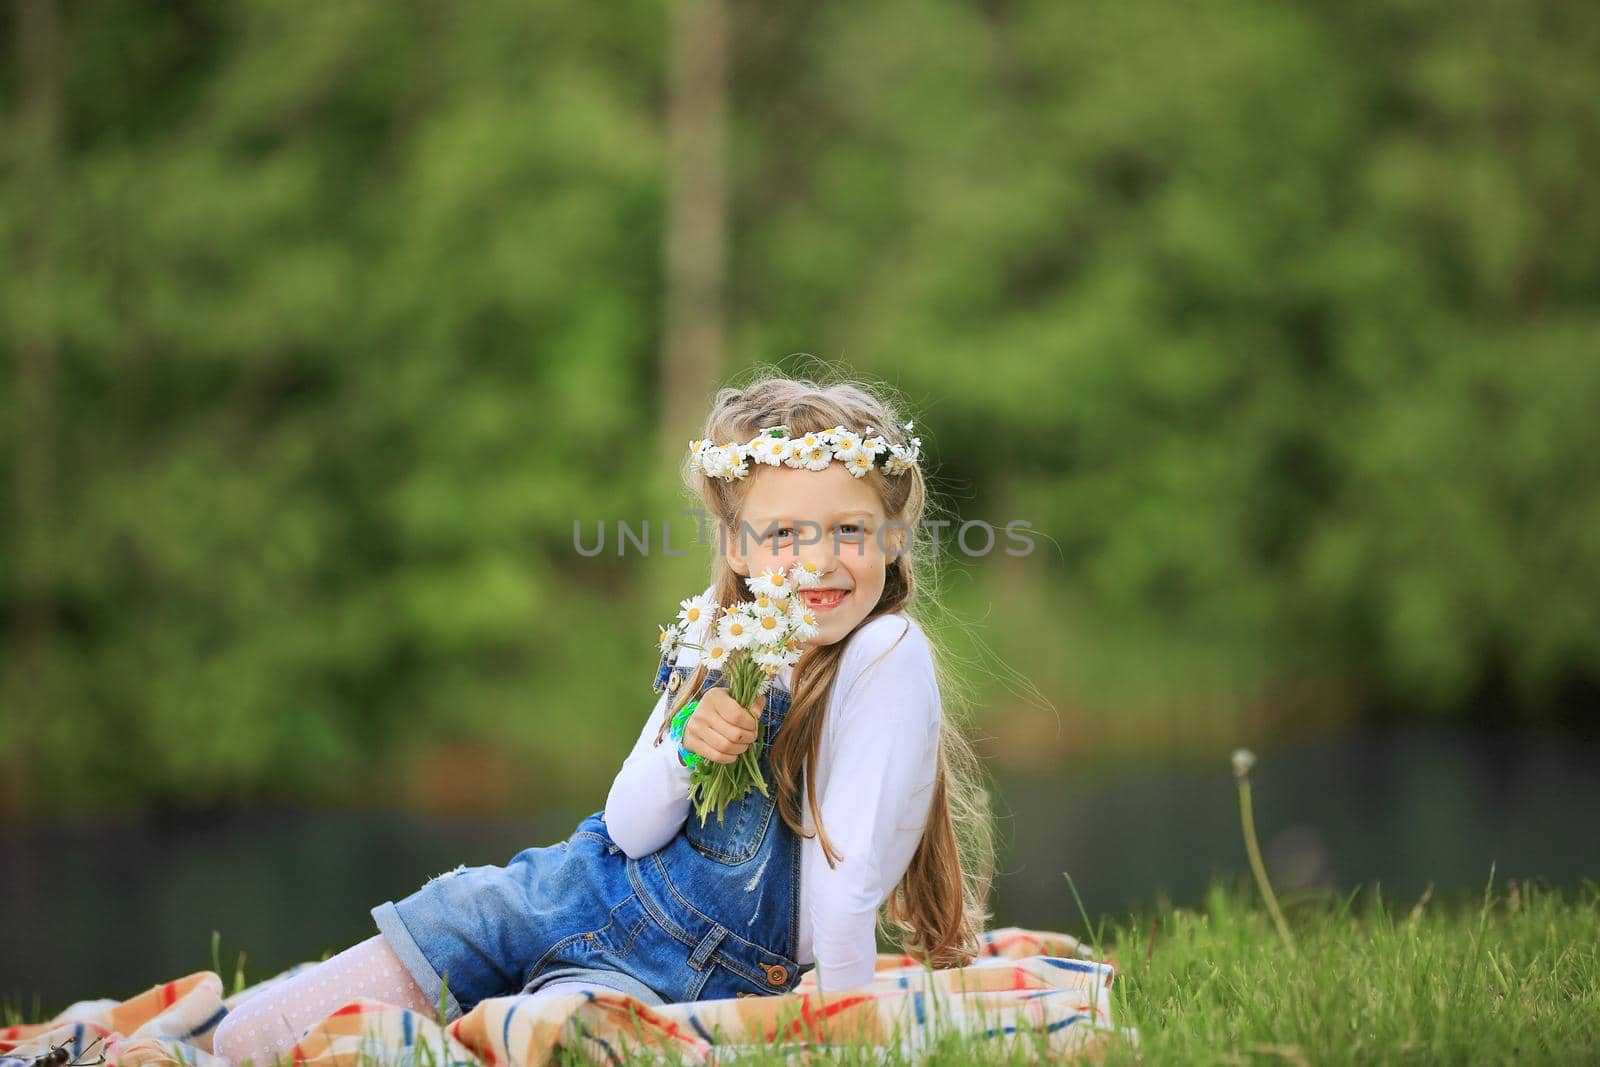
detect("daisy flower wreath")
[687,421,922,482]
[655,562,825,826]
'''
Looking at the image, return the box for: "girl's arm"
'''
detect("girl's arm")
[808,615,942,993]
[603,684,694,858]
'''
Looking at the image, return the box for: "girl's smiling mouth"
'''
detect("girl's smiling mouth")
[800,588,849,611]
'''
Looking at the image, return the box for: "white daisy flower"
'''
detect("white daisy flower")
[788,561,824,589]
[676,593,717,632]
[709,443,751,480]
[750,610,787,646]
[695,444,724,477]
[884,443,918,476]
[752,647,789,671]
[786,601,820,641]
[842,451,876,478]
[781,432,827,469]
[703,640,731,670]
[830,428,862,453]
[717,610,758,650]
[860,435,887,457]
[746,435,791,467]
[749,593,785,617]
[746,569,794,600]
[801,444,833,471]
[658,622,682,653]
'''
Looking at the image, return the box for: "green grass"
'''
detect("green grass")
[8,879,1600,1064]
[1095,877,1600,1066]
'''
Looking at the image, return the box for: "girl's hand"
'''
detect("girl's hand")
[682,687,766,765]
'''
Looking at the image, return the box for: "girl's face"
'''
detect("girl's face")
[725,462,904,648]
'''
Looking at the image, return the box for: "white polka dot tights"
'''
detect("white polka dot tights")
[211,934,435,1067]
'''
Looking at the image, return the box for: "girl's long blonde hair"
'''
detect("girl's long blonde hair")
[654,370,995,969]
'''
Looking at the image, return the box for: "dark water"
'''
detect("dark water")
[3,728,1597,1014]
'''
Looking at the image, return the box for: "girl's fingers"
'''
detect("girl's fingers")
[685,736,732,764]
[687,713,745,758]
[706,711,755,745]
[705,691,760,739]
[696,721,742,754]
[687,706,754,757]
[699,736,737,763]
[714,719,755,746]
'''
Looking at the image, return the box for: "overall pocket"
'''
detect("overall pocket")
[589,892,651,957]
[525,892,651,987]
[684,778,777,865]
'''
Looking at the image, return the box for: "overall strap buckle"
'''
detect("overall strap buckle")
[652,648,678,693]
[688,923,730,971]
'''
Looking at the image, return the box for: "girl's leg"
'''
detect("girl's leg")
[212,934,436,1067]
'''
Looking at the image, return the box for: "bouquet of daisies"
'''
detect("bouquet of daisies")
[656,561,824,826]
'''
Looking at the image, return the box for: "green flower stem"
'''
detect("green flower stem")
[1236,773,1297,957]
[676,642,771,826]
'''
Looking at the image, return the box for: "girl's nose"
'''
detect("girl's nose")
[794,535,840,573]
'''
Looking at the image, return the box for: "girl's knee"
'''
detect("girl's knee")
[211,1005,264,1067]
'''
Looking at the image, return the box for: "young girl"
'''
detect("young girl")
[212,375,995,1065]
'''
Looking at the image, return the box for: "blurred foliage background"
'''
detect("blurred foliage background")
[3,0,1599,825]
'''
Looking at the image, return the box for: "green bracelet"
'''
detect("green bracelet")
[671,699,701,768]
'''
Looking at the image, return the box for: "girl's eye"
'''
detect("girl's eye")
[765,523,864,543]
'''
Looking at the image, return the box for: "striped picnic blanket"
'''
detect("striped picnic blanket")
[1,927,1122,1066]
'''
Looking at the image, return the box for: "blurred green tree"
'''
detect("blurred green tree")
[2,0,1597,817]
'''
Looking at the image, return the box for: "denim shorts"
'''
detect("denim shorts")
[372,818,666,1019]
[373,655,807,1021]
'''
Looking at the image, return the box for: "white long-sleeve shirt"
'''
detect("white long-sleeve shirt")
[603,610,941,994]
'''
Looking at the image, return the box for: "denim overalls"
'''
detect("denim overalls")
[370,649,806,1021]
